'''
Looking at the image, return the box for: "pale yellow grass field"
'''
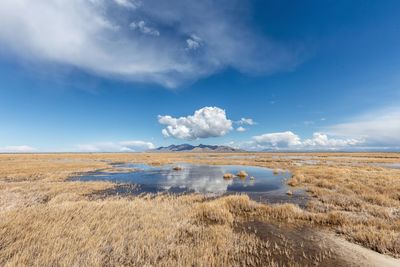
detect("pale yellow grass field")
[0,153,399,266]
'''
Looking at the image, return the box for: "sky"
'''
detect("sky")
[0,0,399,152]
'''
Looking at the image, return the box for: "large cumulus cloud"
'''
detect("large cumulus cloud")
[158,107,233,140]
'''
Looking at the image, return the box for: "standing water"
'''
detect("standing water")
[72,163,305,205]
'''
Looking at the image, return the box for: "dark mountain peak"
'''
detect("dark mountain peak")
[153,144,244,152]
[155,144,195,152]
[197,144,217,149]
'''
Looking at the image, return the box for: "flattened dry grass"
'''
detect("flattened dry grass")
[0,155,295,266]
[0,194,294,266]
[0,152,399,265]
[287,165,400,257]
[0,154,108,182]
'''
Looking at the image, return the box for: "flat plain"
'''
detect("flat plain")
[0,153,399,266]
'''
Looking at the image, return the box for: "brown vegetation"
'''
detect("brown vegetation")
[286,165,400,257]
[236,170,249,178]
[223,173,234,179]
[0,152,399,266]
[172,166,183,171]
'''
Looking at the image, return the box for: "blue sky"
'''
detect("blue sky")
[0,0,399,152]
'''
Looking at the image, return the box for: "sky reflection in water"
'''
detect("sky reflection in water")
[76,163,290,195]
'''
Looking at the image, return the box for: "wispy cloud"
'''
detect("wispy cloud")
[236,126,247,132]
[76,140,155,152]
[234,117,256,132]
[114,0,141,9]
[236,118,256,126]
[185,35,202,51]
[130,21,160,36]
[241,106,400,151]
[0,145,37,153]
[0,0,300,88]
[158,107,233,140]
[326,107,400,148]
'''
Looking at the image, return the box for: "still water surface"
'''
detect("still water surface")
[75,163,290,196]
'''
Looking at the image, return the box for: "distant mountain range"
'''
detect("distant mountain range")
[151,144,244,152]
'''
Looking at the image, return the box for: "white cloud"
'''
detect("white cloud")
[158,106,233,140]
[248,131,362,151]
[253,131,302,148]
[163,165,233,194]
[327,107,400,147]
[243,107,400,151]
[234,118,256,133]
[76,140,155,152]
[185,35,202,50]
[186,39,200,50]
[236,126,246,132]
[114,0,141,9]
[236,118,256,125]
[0,0,299,88]
[130,21,160,36]
[302,133,362,148]
[0,145,36,153]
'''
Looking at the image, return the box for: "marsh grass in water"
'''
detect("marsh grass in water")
[73,163,289,197]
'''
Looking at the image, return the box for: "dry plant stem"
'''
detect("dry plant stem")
[0,153,399,266]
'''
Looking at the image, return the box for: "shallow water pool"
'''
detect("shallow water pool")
[73,163,308,206]
[375,163,400,169]
[74,163,290,195]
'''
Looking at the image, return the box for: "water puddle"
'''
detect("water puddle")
[293,160,320,166]
[73,163,305,205]
[374,163,400,169]
[272,155,317,159]
[224,155,257,159]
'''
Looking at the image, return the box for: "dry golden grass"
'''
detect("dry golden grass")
[286,165,400,257]
[236,170,249,178]
[0,154,108,182]
[223,173,234,179]
[0,195,267,266]
[0,152,399,266]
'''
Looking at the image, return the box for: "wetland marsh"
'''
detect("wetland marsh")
[0,152,399,266]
